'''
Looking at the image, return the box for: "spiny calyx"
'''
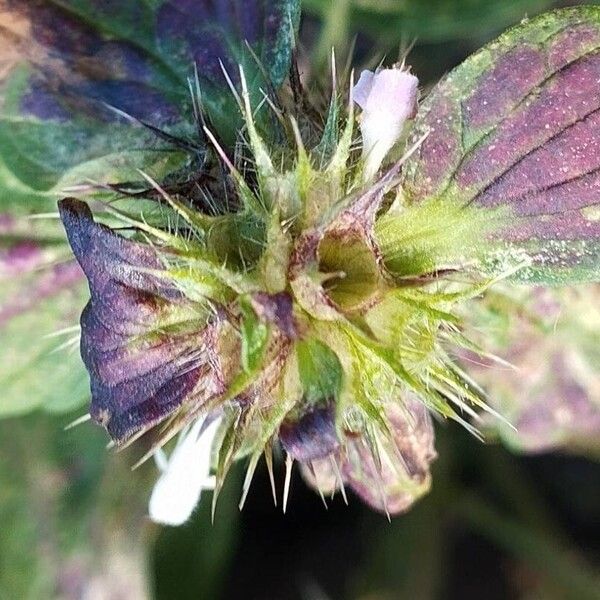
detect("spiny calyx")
[60,67,500,514]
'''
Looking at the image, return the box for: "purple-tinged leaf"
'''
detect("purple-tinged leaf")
[156,0,298,88]
[58,199,216,443]
[461,285,600,457]
[0,213,89,416]
[400,7,600,284]
[0,0,300,203]
[0,2,187,200]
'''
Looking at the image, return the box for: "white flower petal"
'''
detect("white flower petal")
[353,68,419,181]
[148,416,221,526]
[353,70,375,109]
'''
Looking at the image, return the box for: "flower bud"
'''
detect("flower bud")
[353,67,419,181]
[298,396,437,515]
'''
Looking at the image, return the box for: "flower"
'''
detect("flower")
[353,67,419,181]
[48,5,600,520]
[149,415,221,526]
[294,397,436,515]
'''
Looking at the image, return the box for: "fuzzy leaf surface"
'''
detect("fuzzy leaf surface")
[399,7,600,284]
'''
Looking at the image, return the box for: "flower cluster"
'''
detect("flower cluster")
[40,4,600,525]
[60,65,460,523]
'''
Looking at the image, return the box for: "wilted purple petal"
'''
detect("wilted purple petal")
[279,404,340,462]
[299,456,340,497]
[341,400,436,515]
[58,199,211,443]
[251,292,297,338]
[296,397,437,515]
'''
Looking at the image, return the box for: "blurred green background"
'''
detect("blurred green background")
[1,1,599,599]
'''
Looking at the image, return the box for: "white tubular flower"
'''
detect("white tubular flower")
[353,67,419,181]
[149,415,221,526]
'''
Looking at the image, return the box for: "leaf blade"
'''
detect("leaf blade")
[0,0,301,203]
[400,7,600,284]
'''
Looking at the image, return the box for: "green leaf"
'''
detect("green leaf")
[0,414,152,598]
[376,197,500,278]
[399,7,600,284]
[0,0,301,207]
[296,338,343,404]
[304,0,556,46]
[0,43,190,210]
[0,180,92,420]
[0,221,90,416]
[239,296,269,374]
